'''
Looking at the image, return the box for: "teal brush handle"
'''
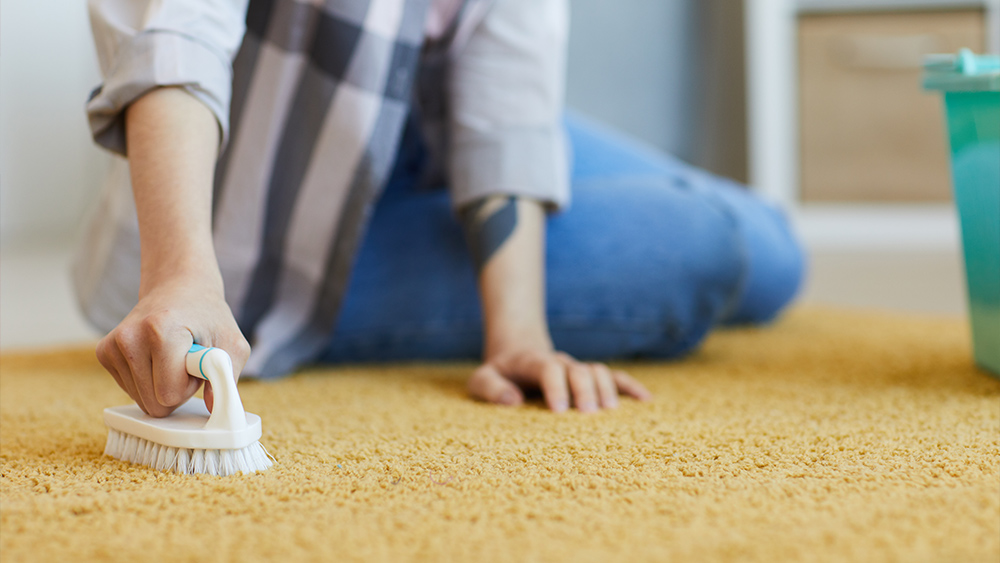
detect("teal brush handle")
[186,344,213,380]
[185,345,248,432]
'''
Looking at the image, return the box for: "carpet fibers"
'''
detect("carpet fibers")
[1,308,998,562]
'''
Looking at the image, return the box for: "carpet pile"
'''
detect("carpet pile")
[1,308,998,562]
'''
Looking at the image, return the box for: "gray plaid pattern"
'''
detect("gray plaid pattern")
[212,0,452,378]
[77,0,571,382]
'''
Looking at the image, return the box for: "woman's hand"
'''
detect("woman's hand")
[460,195,651,413]
[468,346,651,413]
[96,273,250,417]
[96,87,247,416]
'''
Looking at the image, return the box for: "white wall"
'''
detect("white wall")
[565,0,702,163]
[565,0,747,181]
[0,0,110,246]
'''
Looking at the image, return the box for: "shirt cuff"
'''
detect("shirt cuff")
[448,125,571,212]
[86,30,233,156]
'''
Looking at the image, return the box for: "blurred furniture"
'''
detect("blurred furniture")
[745,0,999,248]
[800,10,984,202]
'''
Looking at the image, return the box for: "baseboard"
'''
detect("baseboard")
[792,203,960,251]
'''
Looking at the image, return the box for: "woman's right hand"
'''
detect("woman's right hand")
[97,87,243,417]
[96,272,250,418]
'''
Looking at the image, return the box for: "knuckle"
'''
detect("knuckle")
[234,336,252,360]
[525,356,547,372]
[145,403,174,418]
[155,381,186,407]
[113,326,140,351]
[140,311,174,340]
[95,340,111,365]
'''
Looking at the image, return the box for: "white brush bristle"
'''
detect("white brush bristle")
[104,429,273,476]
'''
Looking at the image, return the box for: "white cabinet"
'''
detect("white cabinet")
[744,0,999,249]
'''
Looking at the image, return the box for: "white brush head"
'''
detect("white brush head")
[105,399,261,450]
[104,398,273,476]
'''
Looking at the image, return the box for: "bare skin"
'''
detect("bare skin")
[461,196,651,412]
[97,87,650,416]
[95,87,249,417]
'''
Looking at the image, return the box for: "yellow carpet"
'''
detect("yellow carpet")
[1,308,998,562]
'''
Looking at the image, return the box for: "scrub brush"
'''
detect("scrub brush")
[103,345,273,476]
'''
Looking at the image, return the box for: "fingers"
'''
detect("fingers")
[148,314,200,410]
[482,350,652,414]
[567,363,598,413]
[592,364,619,409]
[470,345,654,414]
[227,336,252,383]
[98,319,238,418]
[539,360,570,413]
[97,337,140,407]
[100,330,172,417]
[467,364,524,406]
[203,381,214,413]
[563,354,653,406]
[93,279,250,419]
[114,327,175,418]
[613,370,653,401]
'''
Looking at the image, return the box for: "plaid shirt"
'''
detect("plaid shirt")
[77,0,569,378]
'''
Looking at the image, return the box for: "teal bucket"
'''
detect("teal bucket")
[924,49,1000,377]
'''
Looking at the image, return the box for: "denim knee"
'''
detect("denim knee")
[624,189,746,359]
[724,205,807,325]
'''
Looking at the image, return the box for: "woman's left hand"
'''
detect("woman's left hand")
[460,196,651,413]
[467,348,651,413]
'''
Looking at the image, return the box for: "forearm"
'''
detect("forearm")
[98,87,249,417]
[125,87,222,296]
[461,196,552,359]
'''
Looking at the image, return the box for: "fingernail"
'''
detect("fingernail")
[553,400,569,413]
[580,402,598,413]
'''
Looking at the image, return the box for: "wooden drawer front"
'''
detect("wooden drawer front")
[799,10,984,202]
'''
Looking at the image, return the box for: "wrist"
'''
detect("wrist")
[484,322,553,360]
[138,246,223,299]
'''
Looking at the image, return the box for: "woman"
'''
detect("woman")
[74,0,804,417]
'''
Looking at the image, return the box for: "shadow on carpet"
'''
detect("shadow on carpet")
[1,307,998,562]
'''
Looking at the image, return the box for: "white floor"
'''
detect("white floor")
[0,239,968,351]
[800,249,966,315]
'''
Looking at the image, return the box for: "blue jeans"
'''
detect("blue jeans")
[320,114,805,362]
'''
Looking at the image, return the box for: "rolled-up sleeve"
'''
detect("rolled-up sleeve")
[86,0,248,155]
[447,0,570,211]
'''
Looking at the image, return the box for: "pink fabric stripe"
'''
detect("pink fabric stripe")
[424,0,464,39]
